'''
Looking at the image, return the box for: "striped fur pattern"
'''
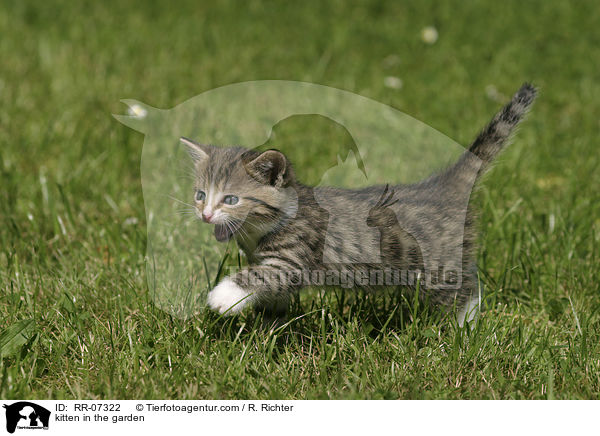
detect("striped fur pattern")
[183,83,537,324]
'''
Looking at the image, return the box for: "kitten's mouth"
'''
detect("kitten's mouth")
[214,222,242,242]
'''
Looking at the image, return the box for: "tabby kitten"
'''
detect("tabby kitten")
[182,83,536,326]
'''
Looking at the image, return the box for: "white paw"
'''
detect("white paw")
[207,278,252,315]
[457,295,480,328]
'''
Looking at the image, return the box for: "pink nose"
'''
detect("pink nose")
[202,211,213,223]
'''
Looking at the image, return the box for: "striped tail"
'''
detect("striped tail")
[467,83,537,173]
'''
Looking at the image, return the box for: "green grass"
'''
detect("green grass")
[1,0,600,399]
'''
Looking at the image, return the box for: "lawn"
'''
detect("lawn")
[1,0,599,399]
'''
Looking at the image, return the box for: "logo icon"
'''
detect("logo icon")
[3,402,50,434]
[114,80,468,319]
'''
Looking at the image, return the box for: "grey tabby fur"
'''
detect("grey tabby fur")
[182,83,537,325]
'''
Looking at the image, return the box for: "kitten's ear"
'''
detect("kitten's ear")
[180,137,209,161]
[243,150,291,187]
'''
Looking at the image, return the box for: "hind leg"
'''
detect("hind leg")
[457,269,483,327]
[457,293,480,327]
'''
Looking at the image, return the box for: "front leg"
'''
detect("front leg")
[207,264,299,315]
[207,276,253,315]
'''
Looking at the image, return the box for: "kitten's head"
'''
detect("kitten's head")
[181,137,297,243]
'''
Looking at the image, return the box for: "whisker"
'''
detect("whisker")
[166,195,196,208]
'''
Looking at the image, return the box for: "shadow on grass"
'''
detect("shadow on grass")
[197,286,469,363]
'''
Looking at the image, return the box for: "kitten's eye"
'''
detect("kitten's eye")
[223,195,239,205]
[195,190,206,202]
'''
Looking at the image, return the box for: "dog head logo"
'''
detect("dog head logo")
[3,402,50,433]
[114,80,469,318]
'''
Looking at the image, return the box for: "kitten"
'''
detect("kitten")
[181,83,536,326]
